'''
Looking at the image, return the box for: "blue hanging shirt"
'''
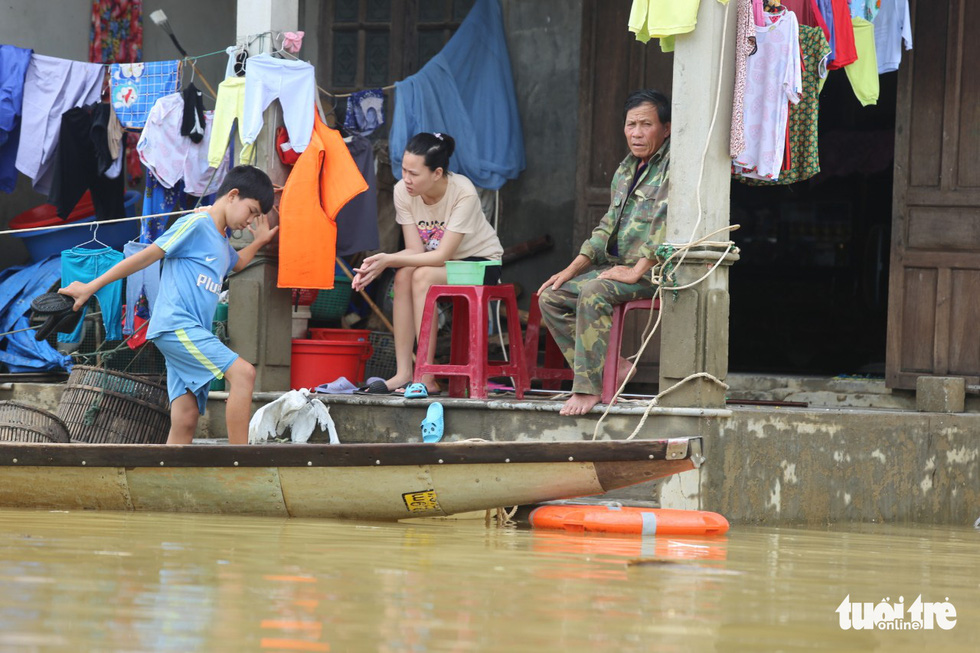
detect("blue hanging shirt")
[147,212,238,339]
[390,0,525,190]
[0,44,33,193]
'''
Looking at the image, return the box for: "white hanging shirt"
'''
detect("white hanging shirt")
[733,9,803,181]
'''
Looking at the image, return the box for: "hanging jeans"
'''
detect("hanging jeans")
[59,246,124,343]
[122,241,161,335]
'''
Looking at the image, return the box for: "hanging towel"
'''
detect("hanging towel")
[110,61,181,129]
[390,0,525,191]
[343,89,385,136]
[0,44,33,193]
[278,113,368,289]
[15,54,104,195]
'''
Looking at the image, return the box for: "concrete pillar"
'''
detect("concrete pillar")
[227,0,300,391]
[658,0,738,408]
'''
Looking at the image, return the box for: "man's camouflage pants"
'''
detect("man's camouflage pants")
[538,267,657,395]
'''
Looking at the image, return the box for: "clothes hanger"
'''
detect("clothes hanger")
[270,32,288,58]
[77,222,109,249]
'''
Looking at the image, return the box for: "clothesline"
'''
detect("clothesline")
[0,208,196,237]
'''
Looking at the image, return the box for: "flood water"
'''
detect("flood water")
[0,509,976,652]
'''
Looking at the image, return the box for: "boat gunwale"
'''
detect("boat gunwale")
[0,438,700,468]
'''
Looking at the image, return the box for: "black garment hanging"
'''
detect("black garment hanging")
[89,103,115,175]
[48,103,126,222]
[180,83,206,143]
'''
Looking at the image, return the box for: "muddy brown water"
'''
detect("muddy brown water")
[0,509,977,651]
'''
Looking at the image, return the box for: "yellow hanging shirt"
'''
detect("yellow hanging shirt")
[628,0,730,45]
[844,17,879,106]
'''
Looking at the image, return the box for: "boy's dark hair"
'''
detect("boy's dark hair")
[404,132,456,173]
[216,165,275,213]
[623,89,671,125]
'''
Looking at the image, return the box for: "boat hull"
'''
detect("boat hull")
[0,439,702,521]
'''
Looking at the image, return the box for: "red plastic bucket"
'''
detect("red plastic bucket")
[308,328,371,343]
[290,336,373,390]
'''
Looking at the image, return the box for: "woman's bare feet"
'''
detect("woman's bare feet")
[384,374,413,392]
[388,373,441,394]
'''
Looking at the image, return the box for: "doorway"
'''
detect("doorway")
[728,71,898,375]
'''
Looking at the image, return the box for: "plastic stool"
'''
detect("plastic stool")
[602,297,661,403]
[414,284,530,399]
[524,293,574,389]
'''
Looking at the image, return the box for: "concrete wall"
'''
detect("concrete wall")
[498,1,583,303]
[659,408,980,526]
[0,0,237,263]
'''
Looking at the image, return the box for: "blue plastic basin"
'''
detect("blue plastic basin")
[11,191,142,262]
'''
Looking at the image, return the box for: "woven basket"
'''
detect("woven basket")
[57,365,171,444]
[0,401,71,443]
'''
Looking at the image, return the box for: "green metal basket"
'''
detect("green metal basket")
[310,276,353,321]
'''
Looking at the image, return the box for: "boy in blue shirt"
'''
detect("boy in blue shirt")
[60,165,278,445]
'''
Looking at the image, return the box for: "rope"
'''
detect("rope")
[590,1,736,439]
[0,207,197,237]
[484,505,518,528]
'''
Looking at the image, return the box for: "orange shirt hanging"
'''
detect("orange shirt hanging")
[278,113,367,289]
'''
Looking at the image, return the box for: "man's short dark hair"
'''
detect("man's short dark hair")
[216,165,275,214]
[623,89,670,125]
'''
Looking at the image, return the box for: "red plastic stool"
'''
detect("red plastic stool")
[524,293,574,389]
[414,284,530,399]
[602,297,661,403]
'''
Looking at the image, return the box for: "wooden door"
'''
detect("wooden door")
[574,1,673,385]
[886,0,980,388]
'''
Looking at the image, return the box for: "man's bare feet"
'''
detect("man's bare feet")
[560,393,601,416]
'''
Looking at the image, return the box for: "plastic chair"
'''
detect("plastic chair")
[524,293,574,389]
[414,284,529,399]
[602,297,660,403]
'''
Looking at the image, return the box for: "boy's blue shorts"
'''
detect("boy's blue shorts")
[152,327,238,415]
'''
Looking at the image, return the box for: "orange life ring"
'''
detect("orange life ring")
[528,504,730,536]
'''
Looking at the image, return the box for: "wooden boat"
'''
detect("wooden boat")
[0,437,703,521]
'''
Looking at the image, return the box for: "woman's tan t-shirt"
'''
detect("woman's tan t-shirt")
[394,173,503,260]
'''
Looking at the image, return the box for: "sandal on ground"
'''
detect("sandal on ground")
[421,402,444,442]
[403,382,429,399]
[355,379,392,395]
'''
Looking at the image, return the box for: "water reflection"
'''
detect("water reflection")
[0,510,977,652]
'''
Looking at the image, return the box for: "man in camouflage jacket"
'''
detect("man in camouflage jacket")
[538,89,669,416]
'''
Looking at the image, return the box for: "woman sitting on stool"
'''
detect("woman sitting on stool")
[352,132,503,394]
